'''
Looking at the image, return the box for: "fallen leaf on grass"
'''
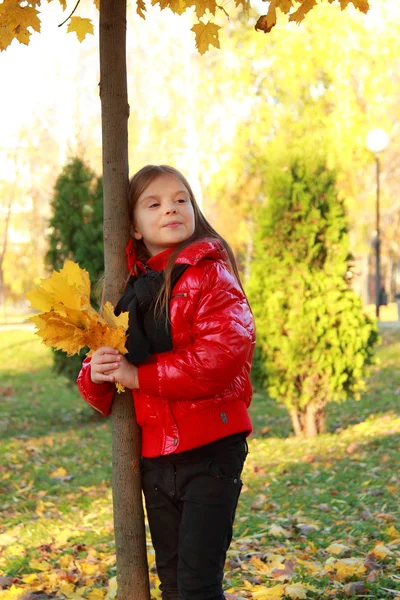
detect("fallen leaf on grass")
[285,583,308,599]
[0,577,18,589]
[324,557,366,581]
[269,524,292,538]
[28,559,52,572]
[370,543,393,559]
[104,577,117,600]
[343,581,368,596]
[325,543,350,556]
[272,559,297,581]
[50,467,67,478]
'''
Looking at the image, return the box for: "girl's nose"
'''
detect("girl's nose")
[166,204,178,214]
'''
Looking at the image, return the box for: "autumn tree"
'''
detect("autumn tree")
[46,158,104,382]
[1,1,372,598]
[247,156,378,437]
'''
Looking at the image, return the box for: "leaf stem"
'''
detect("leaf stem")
[58,0,82,28]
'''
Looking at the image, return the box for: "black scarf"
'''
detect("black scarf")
[114,264,189,363]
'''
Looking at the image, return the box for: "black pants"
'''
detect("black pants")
[141,434,248,600]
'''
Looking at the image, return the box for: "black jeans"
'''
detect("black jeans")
[141,434,248,600]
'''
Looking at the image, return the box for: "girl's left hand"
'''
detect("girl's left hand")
[106,354,139,389]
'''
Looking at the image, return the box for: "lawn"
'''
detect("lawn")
[0,328,399,599]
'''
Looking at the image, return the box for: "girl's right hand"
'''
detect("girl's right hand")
[90,347,122,384]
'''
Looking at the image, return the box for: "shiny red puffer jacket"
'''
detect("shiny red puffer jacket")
[77,239,255,458]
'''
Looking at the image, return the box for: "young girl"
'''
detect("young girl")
[77,165,255,600]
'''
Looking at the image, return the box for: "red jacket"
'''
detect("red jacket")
[77,239,255,458]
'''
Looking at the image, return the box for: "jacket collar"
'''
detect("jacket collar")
[137,239,227,273]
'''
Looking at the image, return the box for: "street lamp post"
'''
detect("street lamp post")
[366,128,389,319]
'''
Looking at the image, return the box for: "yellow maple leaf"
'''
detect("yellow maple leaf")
[255,0,277,35]
[30,313,87,356]
[276,0,293,13]
[27,260,91,313]
[269,524,292,538]
[28,262,128,361]
[104,576,117,600]
[325,543,349,555]
[371,543,393,559]
[387,525,400,540]
[186,0,217,18]
[67,16,94,42]
[86,589,106,600]
[235,0,250,11]
[29,558,52,571]
[285,583,308,599]
[85,318,128,356]
[151,0,186,13]
[329,558,366,581]
[257,584,286,598]
[0,4,40,51]
[22,573,39,584]
[349,0,369,13]
[103,301,129,331]
[93,0,100,9]
[77,561,99,576]
[59,581,75,596]
[137,0,147,18]
[191,20,220,55]
[51,466,68,478]
[289,0,317,24]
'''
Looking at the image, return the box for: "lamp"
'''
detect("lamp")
[366,128,389,319]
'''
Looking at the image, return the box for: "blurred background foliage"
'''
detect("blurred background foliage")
[0,0,399,421]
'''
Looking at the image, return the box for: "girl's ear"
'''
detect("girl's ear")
[130,224,143,240]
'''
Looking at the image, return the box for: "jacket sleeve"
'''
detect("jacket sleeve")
[138,262,255,401]
[77,358,115,416]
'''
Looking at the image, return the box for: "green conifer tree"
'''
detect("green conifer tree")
[247,157,378,437]
[46,158,104,382]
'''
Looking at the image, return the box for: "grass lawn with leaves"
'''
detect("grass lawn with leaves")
[0,328,399,600]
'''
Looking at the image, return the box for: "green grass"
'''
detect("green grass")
[0,328,399,599]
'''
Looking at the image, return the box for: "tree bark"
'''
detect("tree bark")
[290,403,326,438]
[99,2,150,599]
[289,409,303,437]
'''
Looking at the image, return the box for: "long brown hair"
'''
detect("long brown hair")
[128,165,245,319]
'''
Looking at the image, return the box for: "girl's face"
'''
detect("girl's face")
[132,174,196,256]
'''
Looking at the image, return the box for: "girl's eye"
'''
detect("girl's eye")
[149,203,159,208]
[177,198,187,203]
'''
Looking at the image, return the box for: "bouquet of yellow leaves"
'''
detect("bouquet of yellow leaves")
[27,261,128,392]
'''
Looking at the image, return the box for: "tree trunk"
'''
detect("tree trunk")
[289,409,303,437]
[290,403,326,438]
[304,404,318,438]
[99,2,150,599]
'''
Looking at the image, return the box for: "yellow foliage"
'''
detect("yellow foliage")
[371,543,393,559]
[0,0,371,54]
[27,260,91,313]
[78,561,101,576]
[86,589,107,600]
[104,576,117,600]
[50,467,68,478]
[27,262,128,390]
[67,16,94,42]
[285,583,308,599]
[28,558,52,571]
[325,543,349,555]
[0,584,25,600]
[324,557,366,581]
[386,525,400,540]
[191,21,221,55]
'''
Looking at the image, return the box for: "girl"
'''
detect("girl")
[77,165,255,600]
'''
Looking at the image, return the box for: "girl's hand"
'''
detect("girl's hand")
[90,346,122,384]
[107,355,139,390]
